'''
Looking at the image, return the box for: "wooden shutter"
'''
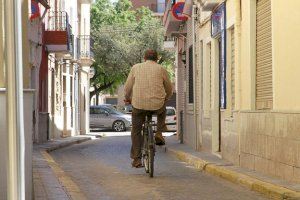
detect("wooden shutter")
[256,0,273,109]
[231,28,235,110]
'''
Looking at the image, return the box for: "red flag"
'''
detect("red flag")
[30,0,40,20]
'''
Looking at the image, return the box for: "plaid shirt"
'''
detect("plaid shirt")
[124,60,173,111]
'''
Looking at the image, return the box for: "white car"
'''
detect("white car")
[152,107,177,132]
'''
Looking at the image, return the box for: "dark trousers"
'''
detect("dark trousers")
[130,105,166,159]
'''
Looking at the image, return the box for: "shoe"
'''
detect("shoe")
[131,158,143,168]
[155,132,165,146]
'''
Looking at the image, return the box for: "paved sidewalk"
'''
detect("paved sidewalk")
[33,135,100,200]
[166,136,300,200]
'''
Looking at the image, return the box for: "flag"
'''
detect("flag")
[30,0,40,20]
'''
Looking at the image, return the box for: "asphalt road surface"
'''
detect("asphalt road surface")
[51,132,267,200]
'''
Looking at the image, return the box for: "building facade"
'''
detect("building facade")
[130,0,167,17]
[164,0,300,183]
[42,0,94,142]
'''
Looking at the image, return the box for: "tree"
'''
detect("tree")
[90,0,174,102]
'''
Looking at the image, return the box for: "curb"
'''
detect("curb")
[167,148,300,200]
[45,137,92,152]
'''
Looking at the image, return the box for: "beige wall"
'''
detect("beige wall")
[0,0,4,88]
[272,0,300,110]
[0,90,7,199]
[197,19,212,151]
[22,0,30,89]
[239,0,256,110]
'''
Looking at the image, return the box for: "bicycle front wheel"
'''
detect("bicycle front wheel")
[148,147,154,177]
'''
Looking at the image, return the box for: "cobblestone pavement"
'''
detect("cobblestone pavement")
[50,134,267,200]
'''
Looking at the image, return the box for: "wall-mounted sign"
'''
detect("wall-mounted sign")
[30,0,40,20]
[211,4,225,37]
[172,2,188,21]
[211,3,227,109]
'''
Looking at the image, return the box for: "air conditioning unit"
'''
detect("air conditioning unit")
[202,0,221,11]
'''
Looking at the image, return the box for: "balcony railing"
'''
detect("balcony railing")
[163,36,176,50]
[78,35,94,60]
[46,11,72,31]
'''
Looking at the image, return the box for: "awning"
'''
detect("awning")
[38,0,50,9]
[182,0,193,17]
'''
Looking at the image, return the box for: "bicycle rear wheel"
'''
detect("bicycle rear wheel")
[143,129,149,173]
[148,124,155,178]
[148,147,154,177]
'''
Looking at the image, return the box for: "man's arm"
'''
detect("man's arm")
[162,68,173,100]
[124,67,135,101]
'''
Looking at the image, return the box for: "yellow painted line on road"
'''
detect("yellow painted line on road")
[41,150,87,200]
[168,148,300,200]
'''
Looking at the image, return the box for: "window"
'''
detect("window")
[188,45,194,104]
[166,108,176,116]
[90,107,106,115]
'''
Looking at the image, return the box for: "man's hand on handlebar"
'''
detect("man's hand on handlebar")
[124,99,131,105]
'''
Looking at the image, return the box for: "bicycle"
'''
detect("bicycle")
[141,112,155,177]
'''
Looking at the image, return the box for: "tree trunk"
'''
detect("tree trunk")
[96,93,99,105]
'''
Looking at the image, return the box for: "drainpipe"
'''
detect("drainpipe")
[235,0,242,163]
[5,0,25,199]
[192,3,197,149]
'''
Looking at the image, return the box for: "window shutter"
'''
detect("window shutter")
[256,0,273,109]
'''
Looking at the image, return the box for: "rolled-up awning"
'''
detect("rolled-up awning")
[182,0,193,17]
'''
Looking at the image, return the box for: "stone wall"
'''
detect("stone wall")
[239,111,300,182]
[201,117,212,151]
[220,111,239,165]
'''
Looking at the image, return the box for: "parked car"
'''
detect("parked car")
[152,107,177,132]
[90,105,132,132]
[165,107,177,131]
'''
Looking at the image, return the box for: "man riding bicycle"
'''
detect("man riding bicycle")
[124,49,173,168]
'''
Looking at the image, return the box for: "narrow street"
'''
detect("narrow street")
[51,133,267,200]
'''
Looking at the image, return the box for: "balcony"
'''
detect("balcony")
[202,0,222,11]
[163,0,186,36]
[44,11,73,55]
[77,35,95,66]
[163,36,176,50]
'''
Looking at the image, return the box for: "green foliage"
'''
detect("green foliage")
[90,0,175,97]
